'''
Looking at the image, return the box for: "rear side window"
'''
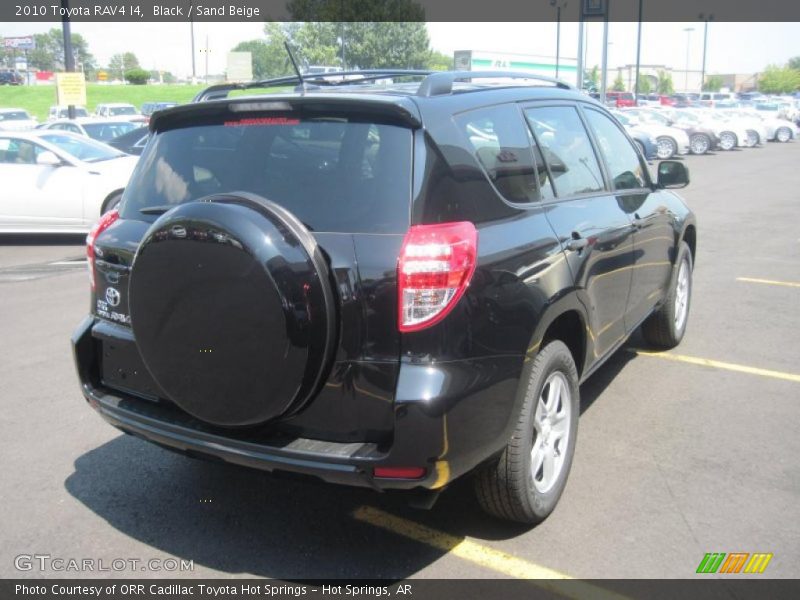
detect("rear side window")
[455,104,551,204]
[121,115,412,234]
[583,108,648,190]
[524,106,605,197]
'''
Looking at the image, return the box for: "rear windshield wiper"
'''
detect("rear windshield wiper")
[140,205,175,215]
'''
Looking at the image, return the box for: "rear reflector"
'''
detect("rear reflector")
[397,221,478,332]
[86,209,119,291]
[373,467,427,479]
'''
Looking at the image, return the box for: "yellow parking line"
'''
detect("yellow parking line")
[352,506,628,600]
[633,350,800,383]
[736,277,800,289]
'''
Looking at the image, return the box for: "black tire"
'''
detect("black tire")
[718,131,737,151]
[689,133,710,155]
[655,136,677,159]
[474,340,580,524]
[101,191,122,215]
[641,241,693,349]
[775,127,792,143]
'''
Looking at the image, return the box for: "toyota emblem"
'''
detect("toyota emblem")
[105,287,121,307]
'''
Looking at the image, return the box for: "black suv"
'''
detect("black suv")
[72,71,696,524]
[0,70,23,85]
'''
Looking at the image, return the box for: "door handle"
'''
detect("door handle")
[566,235,588,251]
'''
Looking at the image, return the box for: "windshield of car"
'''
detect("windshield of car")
[109,106,137,116]
[57,108,89,118]
[120,114,413,234]
[82,122,138,141]
[0,111,31,121]
[38,133,125,162]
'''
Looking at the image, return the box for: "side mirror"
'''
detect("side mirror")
[657,161,689,189]
[36,151,62,166]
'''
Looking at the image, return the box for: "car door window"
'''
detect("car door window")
[523,105,605,197]
[454,104,552,203]
[0,139,44,164]
[583,108,648,191]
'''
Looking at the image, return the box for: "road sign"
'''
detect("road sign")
[56,72,87,106]
[2,36,35,50]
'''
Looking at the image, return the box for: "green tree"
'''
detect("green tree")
[426,50,452,71]
[587,65,600,90]
[109,52,140,80]
[26,28,95,72]
[124,68,149,85]
[703,74,724,92]
[252,20,434,73]
[758,64,800,94]
[657,71,674,95]
[612,73,626,91]
[788,56,800,71]
[635,76,651,94]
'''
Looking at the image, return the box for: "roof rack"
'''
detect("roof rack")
[192,70,433,102]
[416,70,574,97]
[192,69,575,104]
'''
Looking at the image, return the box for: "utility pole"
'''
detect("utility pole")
[549,1,567,79]
[60,0,75,119]
[340,0,346,70]
[634,0,643,96]
[700,14,713,92]
[600,3,610,103]
[576,16,584,90]
[190,1,196,82]
[683,27,695,92]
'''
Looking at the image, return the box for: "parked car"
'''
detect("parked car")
[0,70,24,85]
[707,105,767,147]
[698,92,739,108]
[38,118,140,143]
[613,109,690,159]
[94,103,146,123]
[717,107,797,143]
[663,108,753,151]
[606,91,636,108]
[0,108,38,131]
[0,130,137,233]
[622,107,720,155]
[72,70,697,525]
[627,128,659,160]
[141,102,179,118]
[107,126,148,155]
[48,105,90,120]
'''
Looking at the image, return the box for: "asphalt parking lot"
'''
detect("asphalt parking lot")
[1,141,798,581]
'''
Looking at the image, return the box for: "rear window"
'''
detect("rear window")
[0,111,31,121]
[120,114,413,233]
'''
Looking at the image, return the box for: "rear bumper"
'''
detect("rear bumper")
[72,316,524,492]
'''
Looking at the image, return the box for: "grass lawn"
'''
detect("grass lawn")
[0,82,293,122]
[0,83,207,122]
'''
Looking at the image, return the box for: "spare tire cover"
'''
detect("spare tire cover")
[129,193,335,427]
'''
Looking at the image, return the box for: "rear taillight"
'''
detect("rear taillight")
[86,209,119,291]
[373,466,427,479]
[397,221,477,332]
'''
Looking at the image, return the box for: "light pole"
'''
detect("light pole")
[683,27,695,92]
[634,0,643,97]
[190,1,196,82]
[699,13,713,92]
[549,0,567,79]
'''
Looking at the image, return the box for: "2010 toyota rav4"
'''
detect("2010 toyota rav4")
[72,70,697,524]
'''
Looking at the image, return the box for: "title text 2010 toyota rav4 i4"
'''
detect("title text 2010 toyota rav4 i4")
[72,71,696,524]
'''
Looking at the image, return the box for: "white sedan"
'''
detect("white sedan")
[0,108,38,131]
[0,130,138,233]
